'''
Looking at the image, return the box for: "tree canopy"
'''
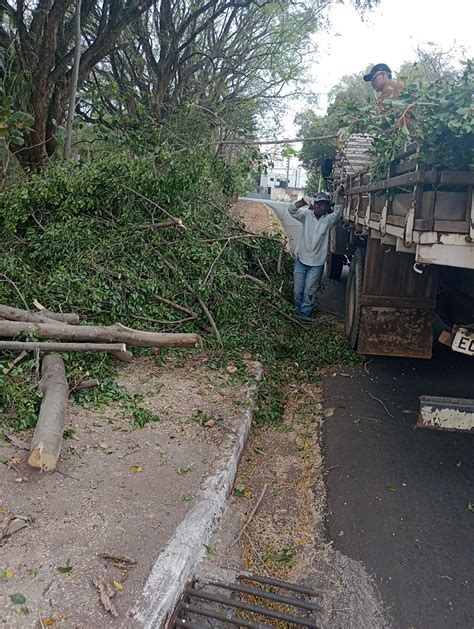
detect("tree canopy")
[0,0,378,170]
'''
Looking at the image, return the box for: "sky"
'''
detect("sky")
[280,0,473,136]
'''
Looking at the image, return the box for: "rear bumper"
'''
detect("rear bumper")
[417,396,474,433]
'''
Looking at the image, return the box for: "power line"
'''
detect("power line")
[217,134,337,146]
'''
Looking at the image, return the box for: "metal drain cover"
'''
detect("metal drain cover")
[173,573,320,628]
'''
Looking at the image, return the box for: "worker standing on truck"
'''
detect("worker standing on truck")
[364,63,411,128]
[289,190,343,317]
[363,63,405,102]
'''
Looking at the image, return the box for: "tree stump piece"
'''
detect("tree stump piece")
[28,354,69,472]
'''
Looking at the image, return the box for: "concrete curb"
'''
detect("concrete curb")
[128,363,262,628]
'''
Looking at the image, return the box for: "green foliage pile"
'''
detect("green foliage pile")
[0,148,356,431]
[341,59,474,181]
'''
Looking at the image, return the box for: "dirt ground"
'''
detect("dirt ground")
[229,200,285,239]
[0,355,258,628]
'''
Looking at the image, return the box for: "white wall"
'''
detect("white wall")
[260,158,307,190]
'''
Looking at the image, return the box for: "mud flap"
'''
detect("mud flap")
[417,395,474,432]
[356,237,438,359]
[358,306,434,358]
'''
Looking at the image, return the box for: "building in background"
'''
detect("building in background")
[258,155,307,201]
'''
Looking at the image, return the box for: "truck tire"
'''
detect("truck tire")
[327,253,344,280]
[345,248,365,349]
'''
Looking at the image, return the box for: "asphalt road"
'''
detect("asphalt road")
[319,274,474,629]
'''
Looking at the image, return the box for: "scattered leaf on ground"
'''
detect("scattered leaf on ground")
[10,593,26,605]
[113,580,123,591]
[191,410,216,426]
[93,575,118,618]
[234,483,252,498]
[263,544,294,566]
[177,466,191,475]
[56,564,72,574]
[205,545,217,556]
[130,465,142,473]
[386,485,397,493]
[467,502,474,513]
[182,495,193,501]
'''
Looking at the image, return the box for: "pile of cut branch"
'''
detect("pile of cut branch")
[0,304,200,472]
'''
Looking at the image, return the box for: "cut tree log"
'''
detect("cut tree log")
[0,340,128,354]
[0,304,64,325]
[0,305,80,325]
[0,320,200,348]
[111,349,134,363]
[70,378,100,390]
[41,310,80,324]
[28,353,69,472]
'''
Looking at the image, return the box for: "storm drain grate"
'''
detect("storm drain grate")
[173,574,320,628]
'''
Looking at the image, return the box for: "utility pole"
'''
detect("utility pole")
[64,0,82,160]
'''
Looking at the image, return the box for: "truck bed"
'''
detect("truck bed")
[343,144,474,270]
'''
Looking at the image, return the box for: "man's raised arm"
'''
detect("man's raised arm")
[288,197,308,223]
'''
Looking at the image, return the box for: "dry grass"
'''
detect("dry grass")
[230,382,328,626]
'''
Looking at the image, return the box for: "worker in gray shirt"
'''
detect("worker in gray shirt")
[288,190,343,317]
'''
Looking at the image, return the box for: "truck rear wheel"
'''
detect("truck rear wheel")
[327,253,344,280]
[345,248,365,349]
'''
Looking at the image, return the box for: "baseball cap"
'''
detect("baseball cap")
[314,191,333,204]
[363,63,392,82]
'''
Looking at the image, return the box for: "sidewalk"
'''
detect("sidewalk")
[0,355,261,627]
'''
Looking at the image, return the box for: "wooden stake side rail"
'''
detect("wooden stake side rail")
[392,141,418,162]
[347,170,437,195]
[340,142,474,269]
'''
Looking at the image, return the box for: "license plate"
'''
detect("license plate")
[452,327,474,356]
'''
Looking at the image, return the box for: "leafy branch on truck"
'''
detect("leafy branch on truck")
[340,59,473,181]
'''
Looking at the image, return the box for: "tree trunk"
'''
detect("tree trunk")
[0,320,200,348]
[64,0,82,160]
[28,354,69,472]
